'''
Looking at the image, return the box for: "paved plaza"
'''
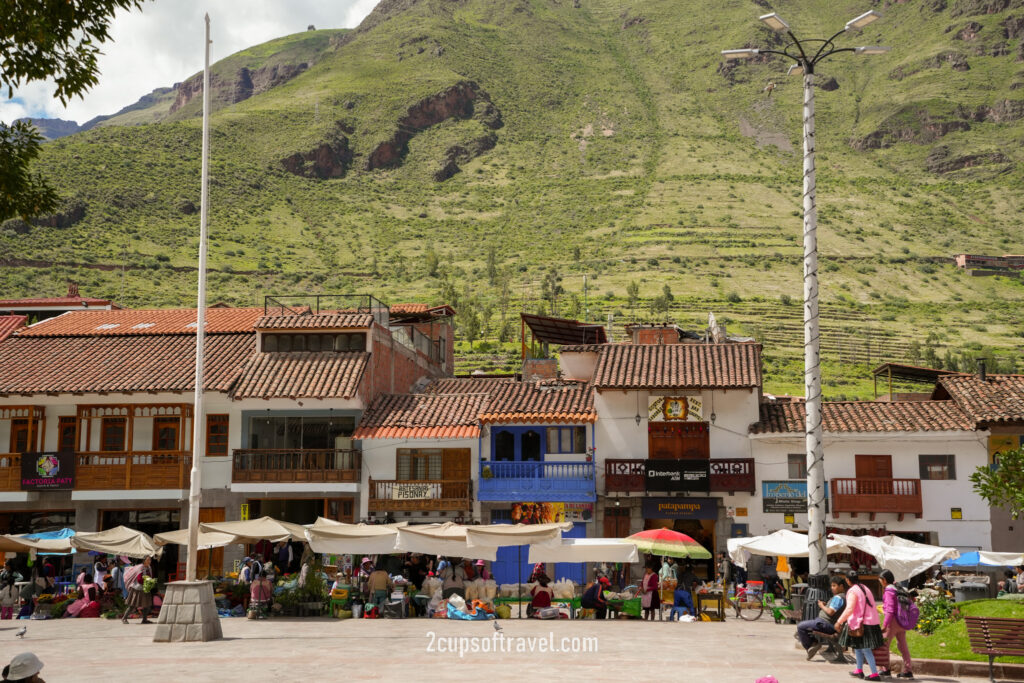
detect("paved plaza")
[0,616,977,683]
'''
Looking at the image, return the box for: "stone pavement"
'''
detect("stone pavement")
[0,616,990,682]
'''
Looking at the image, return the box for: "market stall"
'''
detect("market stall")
[199,516,306,543]
[465,522,574,551]
[153,528,238,551]
[728,529,851,568]
[72,526,161,559]
[394,522,497,560]
[828,533,959,582]
[526,537,638,564]
[304,518,406,555]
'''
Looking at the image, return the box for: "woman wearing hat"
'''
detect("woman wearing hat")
[475,560,492,581]
[121,556,154,624]
[4,652,45,682]
[581,577,610,619]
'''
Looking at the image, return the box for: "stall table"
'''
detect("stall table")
[696,591,726,621]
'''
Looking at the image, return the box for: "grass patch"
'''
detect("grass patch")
[905,599,1024,663]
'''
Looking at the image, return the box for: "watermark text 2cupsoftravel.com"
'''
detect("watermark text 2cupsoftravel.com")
[426,631,598,657]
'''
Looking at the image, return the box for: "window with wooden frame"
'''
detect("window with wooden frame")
[787,453,807,479]
[152,417,180,451]
[100,417,127,452]
[396,448,442,481]
[546,426,587,454]
[206,414,229,456]
[57,416,77,452]
[919,454,956,480]
[9,418,37,453]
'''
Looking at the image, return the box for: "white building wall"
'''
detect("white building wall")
[747,431,991,549]
[357,436,479,522]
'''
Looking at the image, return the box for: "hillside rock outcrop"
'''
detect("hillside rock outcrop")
[926,145,1011,173]
[171,62,309,114]
[951,0,1024,17]
[281,133,353,179]
[433,133,497,181]
[365,81,502,171]
[853,98,1024,149]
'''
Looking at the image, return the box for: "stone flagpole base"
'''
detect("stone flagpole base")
[153,581,223,642]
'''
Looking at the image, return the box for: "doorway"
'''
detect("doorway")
[647,422,710,459]
[197,507,224,576]
[644,518,716,581]
[855,454,893,494]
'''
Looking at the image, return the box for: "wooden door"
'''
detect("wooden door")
[855,454,893,495]
[325,498,355,523]
[604,507,631,537]
[442,448,471,499]
[197,507,225,575]
[648,422,709,459]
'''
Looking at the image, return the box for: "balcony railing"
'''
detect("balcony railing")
[709,458,756,494]
[478,460,596,503]
[830,478,922,520]
[0,451,191,491]
[232,448,361,484]
[605,459,645,494]
[367,479,472,511]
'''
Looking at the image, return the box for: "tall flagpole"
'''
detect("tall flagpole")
[186,13,212,583]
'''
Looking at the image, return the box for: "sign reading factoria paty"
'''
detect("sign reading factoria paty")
[20,452,75,491]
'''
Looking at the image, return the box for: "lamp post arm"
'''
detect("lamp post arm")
[755,48,802,62]
[810,28,849,64]
[787,31,811,67]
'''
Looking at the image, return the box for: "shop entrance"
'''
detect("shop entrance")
[100,509,180,582]
[644,517,716,581]
[247,497,354,525]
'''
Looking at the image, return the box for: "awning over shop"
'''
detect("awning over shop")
[394,523,497,561]
[942,550,1021,568]
[153,528,239,551]
[528,537,638,564]
[72,526,161,559]
[199,516,306,543]
[465,522,573,549]
[0,533,74,555]
[728,530,851,569]
[304,519,407,555]
[829,533,960,582]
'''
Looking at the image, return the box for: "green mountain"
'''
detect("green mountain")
[3,0,1023,395]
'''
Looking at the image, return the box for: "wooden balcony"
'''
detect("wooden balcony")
[0,452,191,491]
[478,461,596,502]
[830,478,922,521]
[709,458,756,494]
[232,448,361,484]
[367,479,472,512]
[604,459,645,494]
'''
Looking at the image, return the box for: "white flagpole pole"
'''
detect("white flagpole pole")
[186,13,212,583]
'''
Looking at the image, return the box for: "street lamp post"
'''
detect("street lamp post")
[722,11,889,575]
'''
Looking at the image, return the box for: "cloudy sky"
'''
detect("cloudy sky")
[1,0,378,125]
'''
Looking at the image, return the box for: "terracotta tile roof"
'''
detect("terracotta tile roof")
[0,296,113,307]
[750,400,974,434]
[352,392,487,439]
[0,333,253,395]
[230,352,368,400]
[17,307,264,337]
[0,316,27,342]
[255,312,374,330]
[425,377,596,424]
[937,374,1024,425]
[389,303,430,314]
[592,343,762,389]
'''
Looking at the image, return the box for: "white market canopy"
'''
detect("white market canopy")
[728,530,851,568]
[199,516,306,543]
[465,522,573,549]
[305,518,407,555]
[72,526,161,559]
[0,535,73,555]
[979,551,1024,566]
[153,528,239,551]
[394,523,497,561]
[830,533,960,582]
[528,537,639,564]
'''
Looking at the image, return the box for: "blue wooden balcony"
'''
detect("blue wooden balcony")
[478,461,596,503]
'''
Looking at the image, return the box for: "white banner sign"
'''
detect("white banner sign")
[648,396,703,422]
[392,483,432,500]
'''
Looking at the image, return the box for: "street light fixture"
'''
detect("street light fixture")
[845,10,882,31]
[759,12,790,32]
[721,12,890,577]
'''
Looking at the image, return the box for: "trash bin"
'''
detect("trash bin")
[954,582,988,603]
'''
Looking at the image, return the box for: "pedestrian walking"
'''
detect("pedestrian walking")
[641,565,660,621]
[835,570,883,680]
[0,577,19,619]
[121,556,154,624]
[879,570,915,678]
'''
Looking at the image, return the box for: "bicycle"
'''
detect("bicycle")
[725,582,764,621]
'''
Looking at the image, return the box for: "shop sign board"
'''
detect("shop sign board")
[642,497,718,520]
[20,452,75,490]
[645,459,709,493]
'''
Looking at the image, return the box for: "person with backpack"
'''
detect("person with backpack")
[879,570,915,679]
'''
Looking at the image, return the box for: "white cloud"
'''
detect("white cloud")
[2,0,378,125]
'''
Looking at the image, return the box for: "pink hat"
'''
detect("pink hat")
[361,557,371,564]
[475,560,485,566]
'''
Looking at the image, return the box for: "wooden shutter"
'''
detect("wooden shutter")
[197,507,225,574]
[442,449,471,499]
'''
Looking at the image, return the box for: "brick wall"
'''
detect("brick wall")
[361,324,448,404]
[632,327,680,345]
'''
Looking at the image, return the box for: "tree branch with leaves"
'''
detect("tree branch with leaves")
[970,447,1024,519]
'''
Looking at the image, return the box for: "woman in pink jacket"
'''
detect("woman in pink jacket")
[880,570,914,678]
[835,570,883,680]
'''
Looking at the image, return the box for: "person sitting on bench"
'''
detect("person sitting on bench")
[796,575,847,659]
[581,576,610,619]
